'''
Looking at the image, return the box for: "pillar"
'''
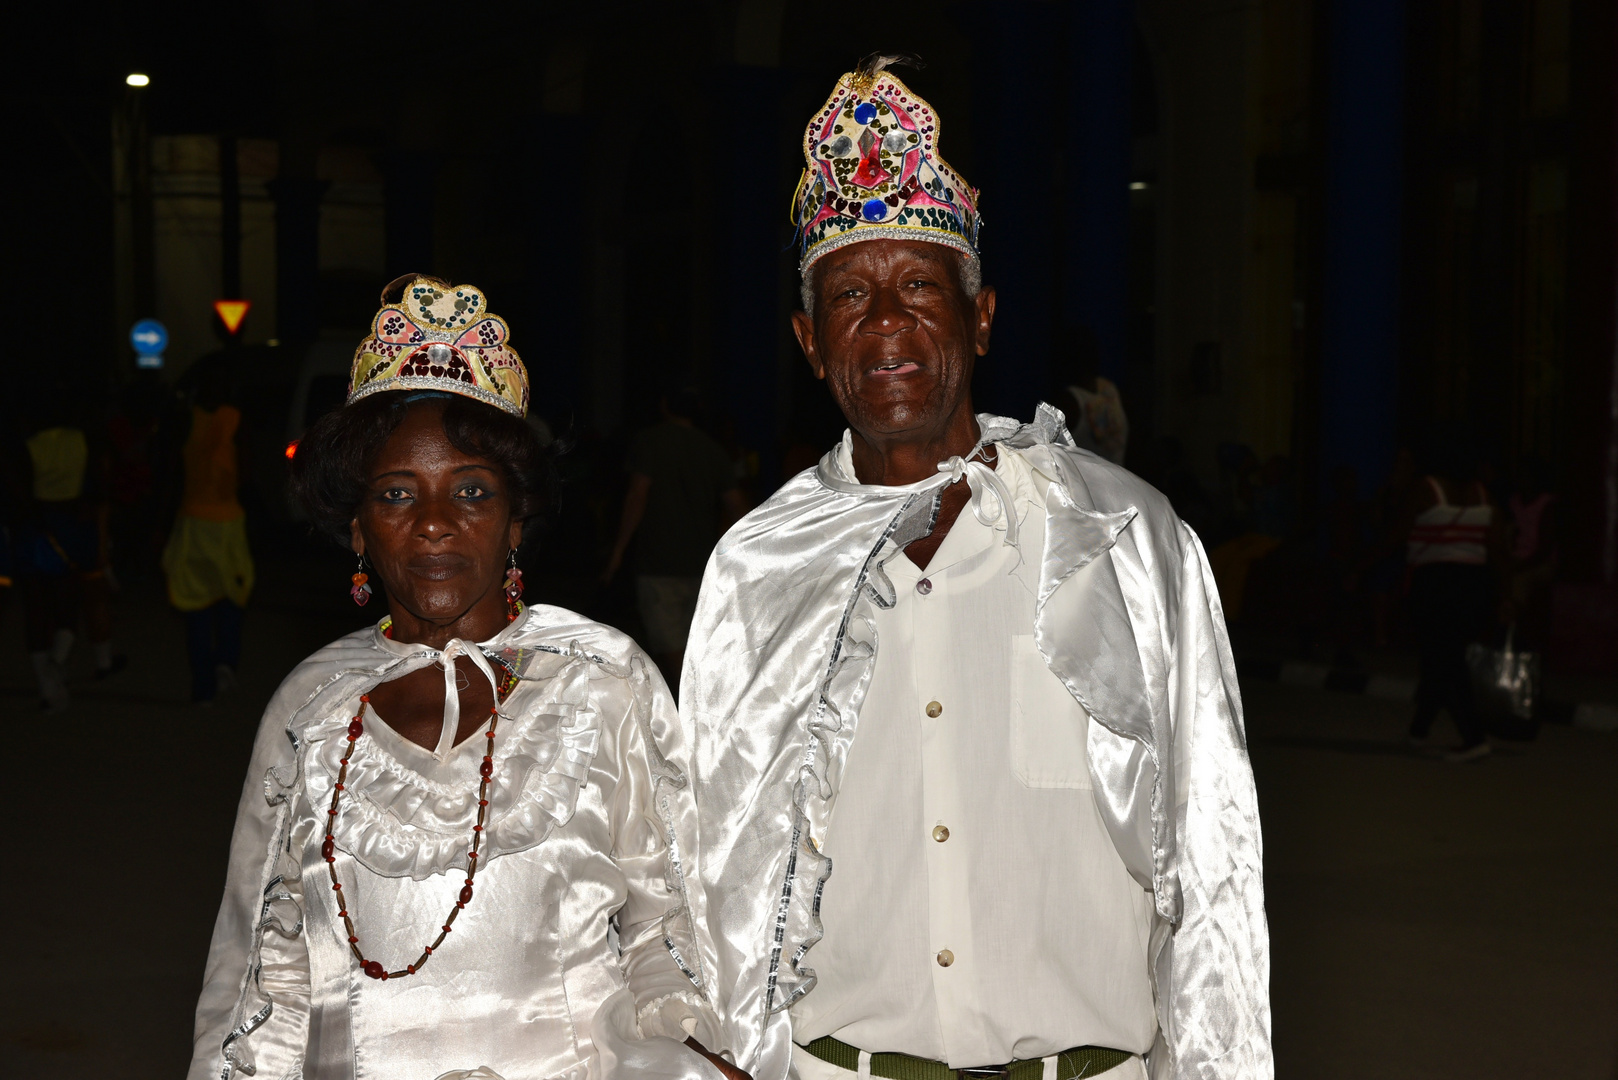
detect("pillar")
[975,2,1063,419]
[1317,0,1406,495]
[1065,0,1135,388]
[267,173,327,348]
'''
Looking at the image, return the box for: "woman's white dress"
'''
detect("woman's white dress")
[188,606,721,1080]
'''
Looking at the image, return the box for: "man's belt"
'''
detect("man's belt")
[801,1036,1133,1080]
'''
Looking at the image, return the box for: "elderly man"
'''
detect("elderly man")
[678,59,1271,1080]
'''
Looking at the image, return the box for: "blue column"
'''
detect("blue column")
[1319,0,1407,495]
[975,2,1063,418]
[715,65,790,494]
[1065,0,1134,387]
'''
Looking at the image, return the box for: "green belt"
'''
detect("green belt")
[801,1036,1133,1080]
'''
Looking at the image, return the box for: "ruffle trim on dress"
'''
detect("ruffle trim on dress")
[302,659,602,880]
[220,834,305,1079]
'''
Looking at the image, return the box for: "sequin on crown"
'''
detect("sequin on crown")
[792,63,981,274]
[348,276,529,417]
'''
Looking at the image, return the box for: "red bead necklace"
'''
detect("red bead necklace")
[323,694,502,981]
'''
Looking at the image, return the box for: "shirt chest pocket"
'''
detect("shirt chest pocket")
[1009,634,1092,789]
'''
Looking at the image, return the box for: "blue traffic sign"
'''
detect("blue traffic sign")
[130,318,168,356]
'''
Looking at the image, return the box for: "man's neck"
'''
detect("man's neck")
[849,408,981,486]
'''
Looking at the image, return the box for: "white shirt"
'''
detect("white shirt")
[789,446,1158,1067]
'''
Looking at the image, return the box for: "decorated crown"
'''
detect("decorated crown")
[348,276,529,417]
[792,59,981,274]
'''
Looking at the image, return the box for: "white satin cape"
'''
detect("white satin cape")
[678,408,1272,1080]
[189,604,725,1080]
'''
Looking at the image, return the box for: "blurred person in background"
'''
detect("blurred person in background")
[1050,333,1129,465]
[162,360,254,704]
[1375,431,1503,761]
[601,382,746,682]
[11,390,121,710]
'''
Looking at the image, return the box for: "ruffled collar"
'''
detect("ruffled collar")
[814,411,1068,554]
[294,612,607,881]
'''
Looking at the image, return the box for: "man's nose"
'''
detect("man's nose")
[860,285,916,336]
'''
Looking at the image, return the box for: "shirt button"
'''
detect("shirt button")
[936,949,954,967]
[932,825,950,843]
[916,577,932,595]
[925,701,942,718]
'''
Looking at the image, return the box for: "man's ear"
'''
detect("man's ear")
[791,309,826,380]
[973,286,997,357]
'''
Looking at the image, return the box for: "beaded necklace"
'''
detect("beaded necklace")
[325,633,524,981]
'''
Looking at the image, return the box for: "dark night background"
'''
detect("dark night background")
[4,2,1616,1077]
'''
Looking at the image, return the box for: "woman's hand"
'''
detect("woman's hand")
[685,1037,752,1080]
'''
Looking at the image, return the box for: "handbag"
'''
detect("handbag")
[1466,623,1540,738]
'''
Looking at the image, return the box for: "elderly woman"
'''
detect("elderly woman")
[188,277,728,1080]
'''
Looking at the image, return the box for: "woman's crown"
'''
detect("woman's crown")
[348,275,529,418]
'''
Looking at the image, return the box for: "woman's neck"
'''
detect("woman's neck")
[384,595,510,650]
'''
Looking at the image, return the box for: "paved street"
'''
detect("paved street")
[1,556,1614,1078]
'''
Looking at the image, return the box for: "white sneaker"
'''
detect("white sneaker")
[51,628,75,667]
[1444,742,1492,763]
[31,651,70,712]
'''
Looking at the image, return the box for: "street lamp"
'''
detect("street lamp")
[126,73,150,87]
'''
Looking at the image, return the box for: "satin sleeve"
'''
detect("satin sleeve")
[606,657,723,1050]
[188,699,313,1080]
[1159,528,1273,1078]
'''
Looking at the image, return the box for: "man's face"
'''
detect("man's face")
[792,239,995,444]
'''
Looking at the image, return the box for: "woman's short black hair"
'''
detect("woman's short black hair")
[289,391,555,544]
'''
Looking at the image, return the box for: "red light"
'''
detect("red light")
[285,440,299,460]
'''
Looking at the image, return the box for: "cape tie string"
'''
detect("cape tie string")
[936,450,1020,548]
[433,639,501,759]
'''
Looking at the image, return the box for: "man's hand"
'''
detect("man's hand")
[685,1037,752,1080]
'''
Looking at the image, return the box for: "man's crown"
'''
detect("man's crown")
[792,57,981,274]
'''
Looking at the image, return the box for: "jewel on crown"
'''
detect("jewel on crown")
[792,56,980,273]
[346,275,530,418]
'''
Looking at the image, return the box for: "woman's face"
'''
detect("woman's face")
[350,401,521,632]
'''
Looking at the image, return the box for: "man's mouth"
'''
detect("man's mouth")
[868,360,922,377]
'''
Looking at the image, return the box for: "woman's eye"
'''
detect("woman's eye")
[456,484,491,499]
[381,488,413,502]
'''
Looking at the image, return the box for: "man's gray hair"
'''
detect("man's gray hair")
[800,250,983,316]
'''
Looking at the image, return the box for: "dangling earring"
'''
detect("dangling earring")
[351,554,373,607]
[503,550,524,623]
